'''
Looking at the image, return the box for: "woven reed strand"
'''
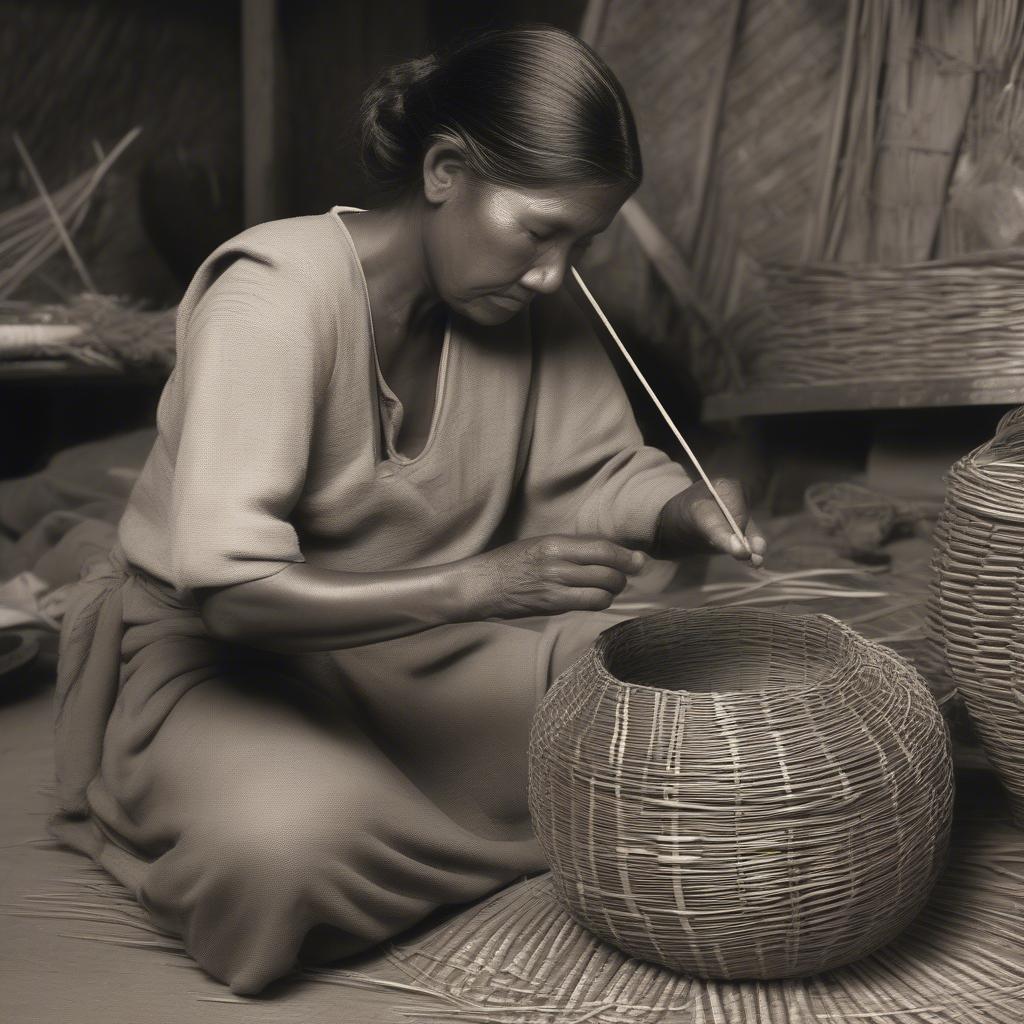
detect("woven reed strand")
[929,409,1024,825]
[528,607,953,980]
[725,251,1024,387]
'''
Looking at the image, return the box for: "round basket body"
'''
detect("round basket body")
[528,607,953,980]
[929,419,1024,825]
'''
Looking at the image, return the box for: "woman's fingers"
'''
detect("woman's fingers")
[691,479,745,547]
[745,518,767,556]
[549,560,629,595]
[693,479,767,566]
[544,536,646,574]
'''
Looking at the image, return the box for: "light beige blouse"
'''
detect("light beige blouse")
[119,207,691,593]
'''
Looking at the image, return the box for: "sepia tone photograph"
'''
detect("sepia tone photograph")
[1,1,1023,1021]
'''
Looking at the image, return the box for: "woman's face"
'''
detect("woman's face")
[422,166,631,325]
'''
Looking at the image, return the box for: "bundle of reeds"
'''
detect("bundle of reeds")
[804,0,890,264]
[867,0,978,264]
[805,480,927,554]
[0,293,175,372]
[941,2,1024,253]
[727,247,1024,388]
[0,127,140,299]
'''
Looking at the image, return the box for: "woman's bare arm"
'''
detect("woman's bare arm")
[197,561,470,653]
[198,535,645,653]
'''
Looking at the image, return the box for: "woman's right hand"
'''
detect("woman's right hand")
[453,535,646,621]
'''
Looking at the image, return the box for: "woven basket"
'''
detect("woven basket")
[528,607,953,980]
[724,250,1024,389]
[929,410,1024,825]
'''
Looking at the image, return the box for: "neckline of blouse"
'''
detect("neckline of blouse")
[329,205,455,467]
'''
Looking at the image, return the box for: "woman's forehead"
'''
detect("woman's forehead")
[488,182,628,232]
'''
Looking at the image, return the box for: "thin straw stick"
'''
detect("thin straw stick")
[570,266,752,556]
[12,133,97,293]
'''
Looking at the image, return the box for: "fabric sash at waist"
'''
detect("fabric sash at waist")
[54,545,132,819]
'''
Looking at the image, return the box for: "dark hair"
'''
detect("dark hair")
[359,26,642,197]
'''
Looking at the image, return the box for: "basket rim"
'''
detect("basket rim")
[583,606,902,700]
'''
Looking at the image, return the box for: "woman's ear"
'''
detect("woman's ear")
[422,140,469,205]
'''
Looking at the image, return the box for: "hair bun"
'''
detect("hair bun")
[358,28,641,199]
[360,55,439,194]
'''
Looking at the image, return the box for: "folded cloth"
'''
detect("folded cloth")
[52,548,128,818]
[0,428,153,539]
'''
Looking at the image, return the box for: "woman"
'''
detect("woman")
[52,27,766,995]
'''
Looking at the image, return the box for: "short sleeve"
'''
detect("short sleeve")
[168,254,336,589]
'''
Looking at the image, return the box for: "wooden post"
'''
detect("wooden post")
[242,0,284,226]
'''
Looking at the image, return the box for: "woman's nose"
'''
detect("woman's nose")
[520,251,568,295]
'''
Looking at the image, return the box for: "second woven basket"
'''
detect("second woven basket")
[528,607,952,980]
[929,409,1024,825]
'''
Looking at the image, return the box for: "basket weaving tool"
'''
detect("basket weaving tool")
[570,266,754,560]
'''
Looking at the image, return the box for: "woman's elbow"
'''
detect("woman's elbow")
[196,587,250,644]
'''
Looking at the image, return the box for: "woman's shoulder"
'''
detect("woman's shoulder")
[182,210,362,311]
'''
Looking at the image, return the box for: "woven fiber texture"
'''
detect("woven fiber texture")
[712,0,1024,395]
[587,0,845,394]
[15,816,1024,1022]
[929,408,1024,825]
[725,249,1024,389]
[528,607,953,980]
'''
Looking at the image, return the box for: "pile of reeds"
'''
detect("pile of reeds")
[0,294,175,372]
[0,126,178,374]
[0,128,140,300]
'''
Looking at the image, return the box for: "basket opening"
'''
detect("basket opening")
[597,610,844,695]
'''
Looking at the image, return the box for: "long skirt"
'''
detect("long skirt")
[50,548,662,994]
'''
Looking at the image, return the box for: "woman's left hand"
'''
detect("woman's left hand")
[654,479,767,568]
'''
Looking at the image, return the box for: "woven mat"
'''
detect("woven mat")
[11,806,1023,1022]
[370,807,1024,1023]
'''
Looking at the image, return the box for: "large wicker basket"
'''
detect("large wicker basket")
[929,410,1024,825]
[528,607,953,980]
[725,251,1024,390]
